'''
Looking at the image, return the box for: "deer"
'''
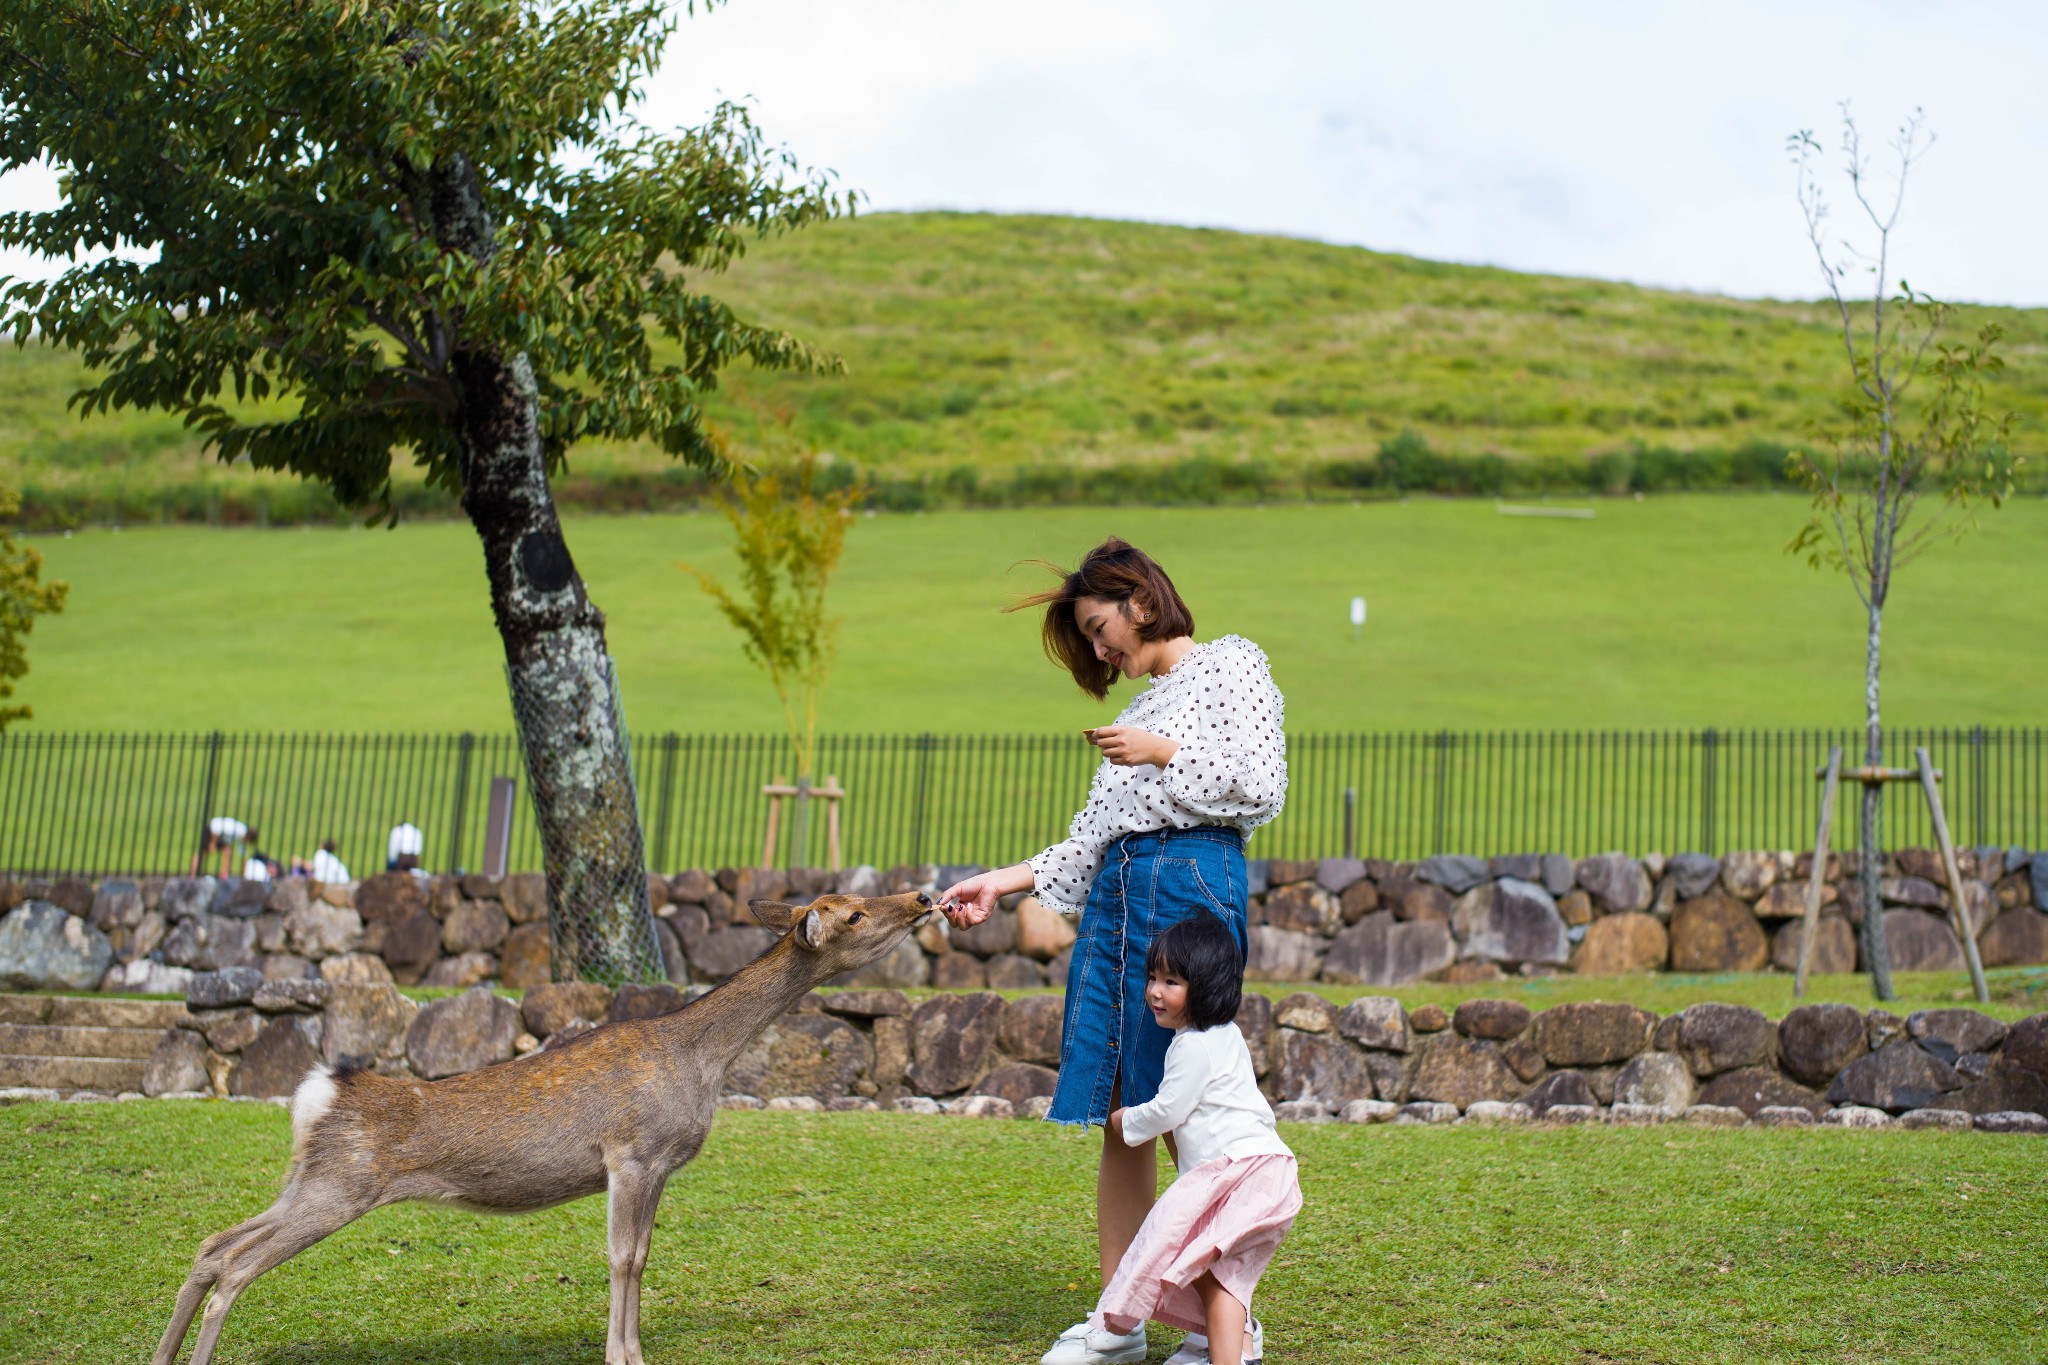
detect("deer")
[152,889,938,1365]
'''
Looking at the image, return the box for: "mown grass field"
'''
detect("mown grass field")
[76,967,2045,1025]
[398,964,2048,1025]
[4,1102,2043,1364]
[1268,966,2048,1025]
[7,212,2048,524]
[20,495,2048,734]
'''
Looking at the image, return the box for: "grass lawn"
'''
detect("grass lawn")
[49,966,2046,1025]
[3,1102,2043,1363]
[21,494,2048,734]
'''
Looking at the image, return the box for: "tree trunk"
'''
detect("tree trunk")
[1859,595,1893,1000]
[427,150,663,986]
[453,346,665,985]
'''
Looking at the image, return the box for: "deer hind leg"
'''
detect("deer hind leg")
[153,1201,285,1365]
[604,1165,669,1365]
[162,1179,376,1365]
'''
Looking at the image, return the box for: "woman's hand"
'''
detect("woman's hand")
[937,862,1035,928]
[1086,725,1179,769]
[1106,1106,1127,1142]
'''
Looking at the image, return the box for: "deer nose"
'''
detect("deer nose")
[915,891,932,907]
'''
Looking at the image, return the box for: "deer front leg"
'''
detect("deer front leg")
[605,1164,667,1365]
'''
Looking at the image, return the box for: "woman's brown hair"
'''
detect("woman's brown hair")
[1009,537,1195,699]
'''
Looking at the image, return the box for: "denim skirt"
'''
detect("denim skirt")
[1045,826,1250,1128]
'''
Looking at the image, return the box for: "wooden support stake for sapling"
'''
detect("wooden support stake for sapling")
[1915,747,1991,1004]
[760,775,786,870]
[824,774,843,872]
[761,775,847,871]
[1795,746,1843,998]
[1807,757,1972,1002]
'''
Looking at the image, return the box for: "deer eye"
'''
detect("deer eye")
[846,911,865,925]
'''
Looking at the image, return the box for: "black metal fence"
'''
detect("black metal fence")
[0,727,2041,878]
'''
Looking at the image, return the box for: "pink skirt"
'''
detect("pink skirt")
[1097,1153,1302,1336]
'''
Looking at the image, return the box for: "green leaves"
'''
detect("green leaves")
[680,453,861,780]
[0,480,69,730]
[1785,291,2021,592]
[1,0,852,517]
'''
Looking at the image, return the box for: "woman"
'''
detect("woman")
[938,537,1287,1365]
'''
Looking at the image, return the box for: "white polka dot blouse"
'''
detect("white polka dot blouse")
[1027,634,1289,916]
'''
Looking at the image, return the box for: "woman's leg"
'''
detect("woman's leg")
[1096,1082,1156,1287]
[1193,1272,1248,1364]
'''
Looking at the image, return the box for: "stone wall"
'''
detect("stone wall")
[2,846,2043,1000]
[104,972,2048,1135]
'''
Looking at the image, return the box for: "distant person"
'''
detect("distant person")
[387,821,425,874]
[303,838,349,884]
[241,830,280,882]
[193,816,250,877]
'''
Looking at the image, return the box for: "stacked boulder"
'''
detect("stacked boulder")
[1241,847,2046,985]
[153,972,1072,1119]
[656,864,1077,992]
[1255,995,2048,1130]
[137,965,2048,1133]
[0,846,2043,999]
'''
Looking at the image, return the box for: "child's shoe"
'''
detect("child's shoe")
[1039,1319,1147,1365]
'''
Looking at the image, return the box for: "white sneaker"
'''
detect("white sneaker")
[1163,1318,1265,1365]
[1039,1319,1148,1365]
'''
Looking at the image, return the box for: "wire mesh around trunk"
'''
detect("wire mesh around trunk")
[507,654,667,986]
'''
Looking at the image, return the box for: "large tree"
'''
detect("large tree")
[2,0,850,982]
[1786,108,2018,999]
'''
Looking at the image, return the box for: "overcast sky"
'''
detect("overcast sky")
[6,0,2045,304]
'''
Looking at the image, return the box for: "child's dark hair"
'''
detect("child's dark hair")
[1146,911,1243,1030]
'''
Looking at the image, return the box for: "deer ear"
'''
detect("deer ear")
[793,909,824,951]
[748,900,795,931]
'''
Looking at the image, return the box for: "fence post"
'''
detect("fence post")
[1432,730,1451,856]
[483,776,517,879]
[1343,787,1357,860]
[446,732,475,874]
[649,733,681,876]
[192,730,224,874]
[910,733,934,867]
[1969,725,1986,848]
[1699,727,1718,854]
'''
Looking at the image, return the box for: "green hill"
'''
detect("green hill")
[6,212,2046,524]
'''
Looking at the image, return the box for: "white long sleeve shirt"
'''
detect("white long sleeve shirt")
[1120,1023,1294,1171]
[1027,635,1287,917]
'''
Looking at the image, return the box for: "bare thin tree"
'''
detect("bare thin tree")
[1786,105,2019,999]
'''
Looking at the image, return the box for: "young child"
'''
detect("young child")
[1059,910,1301,1365]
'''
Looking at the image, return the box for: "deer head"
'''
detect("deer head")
[746,891,934,981]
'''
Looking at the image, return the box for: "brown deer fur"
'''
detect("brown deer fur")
[153,890,937,1365]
